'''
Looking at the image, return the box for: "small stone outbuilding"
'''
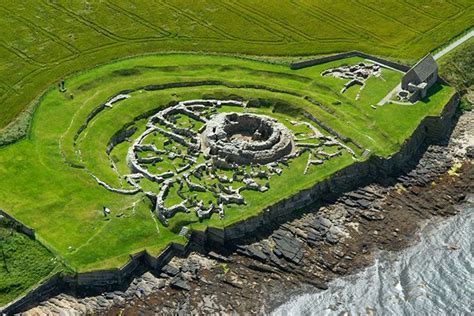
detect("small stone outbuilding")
[401,53,438,102]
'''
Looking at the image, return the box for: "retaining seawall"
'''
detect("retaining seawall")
[0,55,459,315]
[197,92,459,244]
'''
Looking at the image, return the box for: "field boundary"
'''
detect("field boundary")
[289,51,411,72]
[434,26,474,54]
[0,209,35,239]
[433,28,474,60]
[0,89,459,314]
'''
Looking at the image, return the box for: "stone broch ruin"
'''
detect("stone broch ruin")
[202,112,294,165]
[85,57,442,229]
[91,99,354,225]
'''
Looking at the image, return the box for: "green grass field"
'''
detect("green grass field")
[0,53,454,273]
[0,0,472,135]
[0,223,61,306]
[0,1,471,307]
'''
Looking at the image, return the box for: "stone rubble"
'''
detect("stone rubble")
[104,94,130,108]
[91,99,353,226]
[321,62,381,98]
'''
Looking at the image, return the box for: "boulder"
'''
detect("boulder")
[161,264,179,277]
[170,276,191,291]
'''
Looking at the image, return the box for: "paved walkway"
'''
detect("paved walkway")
[433,30,473,60]
[377,83,401,106]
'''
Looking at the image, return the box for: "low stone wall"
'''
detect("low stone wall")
[106,125,137,155]
[0,273,64,314]
[75,90,134,142]
[302,112,363,150]
[0,243,191,314]
[0,209,35,239]
[290,51,411,72]
[63,243,190,294]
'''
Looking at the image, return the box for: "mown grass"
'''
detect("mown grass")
[0,54,454,274]
[0,0,471,134]
[0,224,61,306]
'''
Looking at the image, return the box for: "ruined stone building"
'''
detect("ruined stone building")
[401,53,438,102]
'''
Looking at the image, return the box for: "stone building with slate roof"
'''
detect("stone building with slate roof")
[401,53,438,102]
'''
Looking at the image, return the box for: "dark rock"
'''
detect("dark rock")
[272,229,287,239]
[247,245,267,262]
[346,191,368,200]
[346,208,356,217]
[162,264,180,277]
[208,251,230,262]
[183,262,199,276]
[466,146,474,158]
[398,175,410,183]
[113,291,125,297]
[247,262,276,273]
[273,234,304,264]
[325,232,339,244]
[97,296,109,308]
[269,251,285,268]
[307,232,323,242]
[361,187,383,198]
[317,217,332,228]
[236,248,249,257]
[170,277,191,291]
[273,248,282,257]
[357,199,371,209]
[306,278,328,290]
[343,199,357,207]
[312,221,329,234]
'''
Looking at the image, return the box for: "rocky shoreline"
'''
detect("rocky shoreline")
[23,111,473,315]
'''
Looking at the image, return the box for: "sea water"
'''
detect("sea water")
[273,197,473,316]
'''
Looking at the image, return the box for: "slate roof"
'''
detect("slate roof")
[408,53,437,82]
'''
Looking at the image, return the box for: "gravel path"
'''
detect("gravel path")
[433,30,474,60]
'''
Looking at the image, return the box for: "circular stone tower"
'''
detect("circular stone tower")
[201,112,294,165]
